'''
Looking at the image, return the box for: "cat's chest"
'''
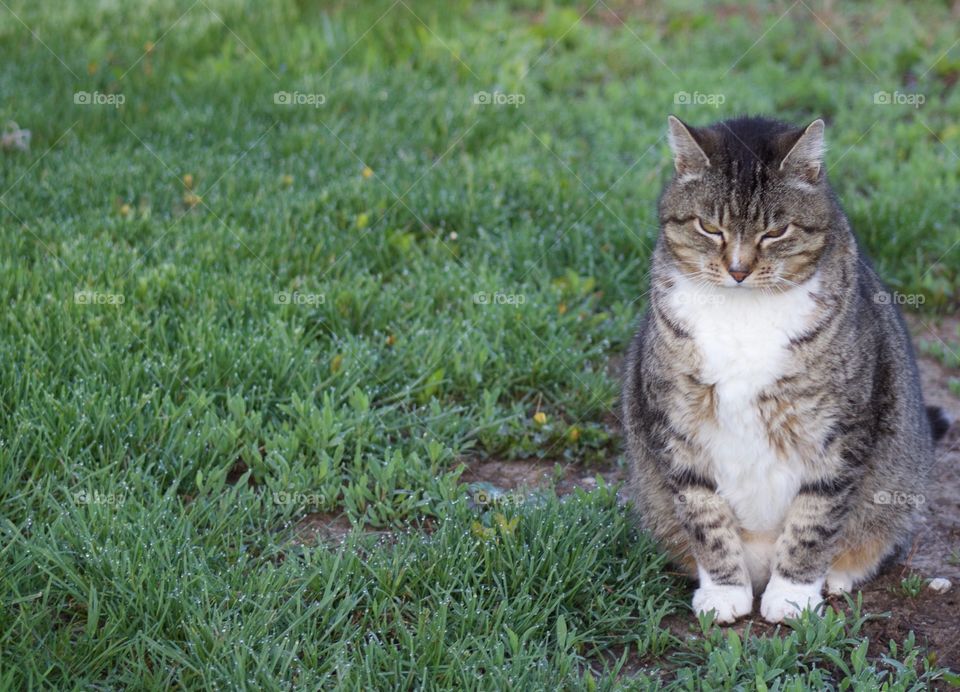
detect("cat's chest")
[667,275,819,388]
[665,274,821,531]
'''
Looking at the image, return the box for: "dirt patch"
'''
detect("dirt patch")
[290,512,437,548]
[292,512,357,546]
[291,459,626,548]
[458,457,626,497]
[857,571,960,671]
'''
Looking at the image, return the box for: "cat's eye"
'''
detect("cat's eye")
[761,225,791,242]
[695,218,724,237]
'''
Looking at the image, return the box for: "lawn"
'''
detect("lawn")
[2,0,959,687]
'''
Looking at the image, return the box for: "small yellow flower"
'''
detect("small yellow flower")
[361,166,373,179]
[494,513,519,538]
[533,411,547,426]
[281,174,294,187]
[183,192,202,207]
[356,212,369,229]
[182,174,194,190]
[568,426,581,443]
[119,203,132,218]
[471,520,496,540]
[386,334,396,346]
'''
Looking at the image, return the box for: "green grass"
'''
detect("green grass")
[919,322,960,369]
[898,574,925,599]
[2,0,959,687]
[917,320,960,395]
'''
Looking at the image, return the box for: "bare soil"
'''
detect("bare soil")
[458,457,626,496]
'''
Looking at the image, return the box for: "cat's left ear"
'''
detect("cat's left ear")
[779,119,825,184]
[667,115,711,179]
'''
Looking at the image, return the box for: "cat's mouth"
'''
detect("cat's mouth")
[698,262,798,292]
[682,260,797,292]
[722,274,751,288]
[704,271,795,292]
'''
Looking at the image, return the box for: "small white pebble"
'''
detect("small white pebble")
[928,577,952,593]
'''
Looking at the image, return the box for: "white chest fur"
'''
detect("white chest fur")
[665,273,821,532]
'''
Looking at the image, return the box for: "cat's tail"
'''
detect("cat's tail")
[926,405,951,442]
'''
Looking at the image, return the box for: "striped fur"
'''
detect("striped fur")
[622,116,940,623]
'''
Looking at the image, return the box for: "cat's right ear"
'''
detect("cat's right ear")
[667,115,710,179]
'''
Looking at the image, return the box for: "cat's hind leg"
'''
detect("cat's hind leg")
[826,537,898,594]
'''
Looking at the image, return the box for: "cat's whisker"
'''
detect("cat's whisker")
[773,275,803,289]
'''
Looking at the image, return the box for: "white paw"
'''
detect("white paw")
[760,574,824,623]
[826,570,855,595]
[692,584,753,623]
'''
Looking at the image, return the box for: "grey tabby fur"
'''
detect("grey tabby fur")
[621,115,947,623]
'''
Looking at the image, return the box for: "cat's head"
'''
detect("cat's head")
[658,115,838,290]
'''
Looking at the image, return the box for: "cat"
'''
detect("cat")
[621,115,950,623]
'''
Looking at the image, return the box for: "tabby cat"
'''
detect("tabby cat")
[622,115,949,623]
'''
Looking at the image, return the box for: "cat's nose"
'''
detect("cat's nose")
[728,266,751,283]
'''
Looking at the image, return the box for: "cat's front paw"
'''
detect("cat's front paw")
[692,584,753,624]
[760,574,824,623]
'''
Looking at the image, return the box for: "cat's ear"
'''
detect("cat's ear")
[667,115,710,178]
[779,119,825,184]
